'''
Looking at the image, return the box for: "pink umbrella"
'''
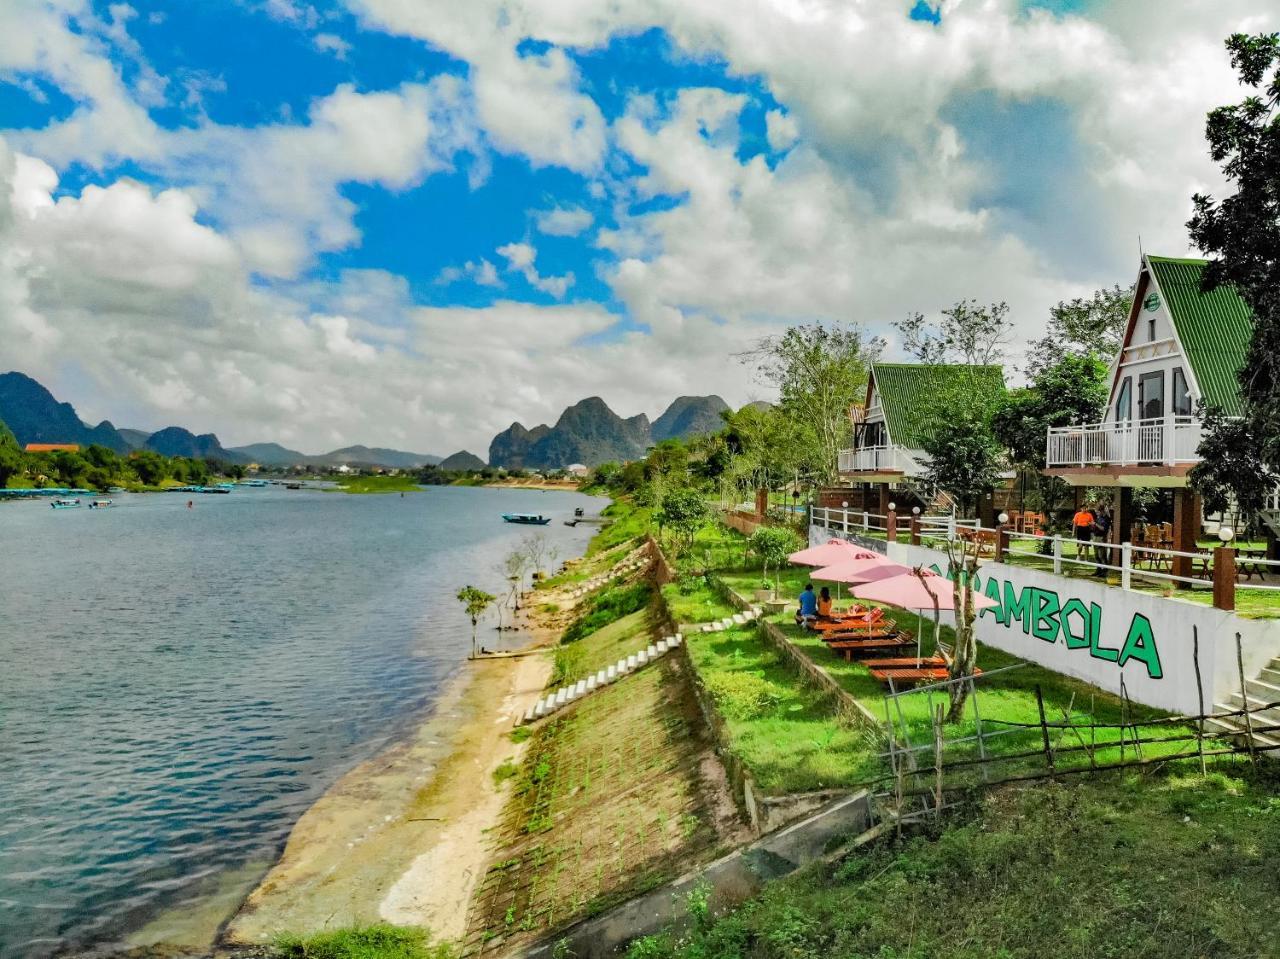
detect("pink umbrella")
[788,539,881,567]
[810,557,908,584]
[853,568,998,658]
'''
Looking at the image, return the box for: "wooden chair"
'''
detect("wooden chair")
[861,655,947,669]
[870,666,982,687]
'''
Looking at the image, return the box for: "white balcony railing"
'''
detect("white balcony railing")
[1045,415,1202,469]
[837,445,923,475]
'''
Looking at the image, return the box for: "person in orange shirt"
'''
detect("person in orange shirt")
[817,586,834,619]
[1072,506,1095,559]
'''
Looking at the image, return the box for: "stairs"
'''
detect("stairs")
[1205,656,1280,752]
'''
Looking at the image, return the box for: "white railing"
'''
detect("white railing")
[1045,415,1202,468]
[837,445,922,475]
[812,505,889,534]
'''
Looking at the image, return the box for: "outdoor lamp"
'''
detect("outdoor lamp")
[912,506,921,515]
[888,502,896,511]
[1218,526,1235,543]
[998,512,1010,525]
[842,501,849,509]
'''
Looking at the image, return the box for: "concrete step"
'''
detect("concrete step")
[1244,677,1280,705]
[1204,714,1280,752]
[1221,694,1280,738]
[1258,667,1280,687]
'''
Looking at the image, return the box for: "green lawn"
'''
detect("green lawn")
[634,765,1280,959]
[552,605,662,685]
[326,474,422,494]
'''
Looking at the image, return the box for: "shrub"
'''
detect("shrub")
[561,583,652,643]
[704,671,786,721]
[272,924,455,959]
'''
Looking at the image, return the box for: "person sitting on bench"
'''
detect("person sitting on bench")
[795,583,819,628]
[817,586,834,620]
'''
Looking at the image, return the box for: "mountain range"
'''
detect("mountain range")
[1,371,739,473]
[488,395,731,470]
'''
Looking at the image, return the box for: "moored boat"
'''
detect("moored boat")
[502,513,552,525]
[51,498,80,509]
[88,499,113,509]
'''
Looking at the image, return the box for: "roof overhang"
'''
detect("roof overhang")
[1043,464,1192,489]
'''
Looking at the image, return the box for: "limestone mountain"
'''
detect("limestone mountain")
[651,395,731,442]
[145,427,244,462]
[488,422,553,471]
[117,428,152,450]
[513,397,651,470]
[0,371,129,452]
[312,446,441,469]
[227,442,310,466]
[438,450,487,471]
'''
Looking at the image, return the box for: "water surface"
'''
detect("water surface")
[0,485,604,958]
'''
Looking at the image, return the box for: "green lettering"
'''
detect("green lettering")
[1004,581,1032,632]
[1089,605,1120,663]
[982,575,1004,623]
[1118,614,1163,679]
[1032,589,1061,643]
[1060,598,1090,649]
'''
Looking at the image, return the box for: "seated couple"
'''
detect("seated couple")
[794,584,835,627]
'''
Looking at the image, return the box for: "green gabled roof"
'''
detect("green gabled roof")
[1147,255,1253,416]
[871,363,1006,449]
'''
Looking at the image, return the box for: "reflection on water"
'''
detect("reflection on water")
[0,485,604,958]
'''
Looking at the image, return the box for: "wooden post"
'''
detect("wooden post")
[995,523,1010,564]
[754,488,768,520]
[1035,684,1055,781]
[1237,632,1257,764]
[1192,625,1207,776]
[910,514,920,545]
[878,484,891,519]
[887,508,898,542]
[1171,489,1201,587]
[1213,546,1236,611]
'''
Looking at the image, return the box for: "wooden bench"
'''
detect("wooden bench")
[869,666,981,686]
[860,656,946,669]
[825,637,915,661]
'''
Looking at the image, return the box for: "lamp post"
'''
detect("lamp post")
[996,512,1010,563]
[1213,526,1236,611]
[887,501,898,542]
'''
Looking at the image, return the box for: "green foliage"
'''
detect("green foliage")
[0,419,23,488]
[330,474,421,494]
[456,585,496,657]
[921,408,1005,516]
[492,759,520,785]
[993,355,1109,470]
[1026,285,1132,377]
[896,299,1013,366]
[747,525,801,596]
[657,487,709,555]
[703,669,786,720]
[272,924,455,959]
[562,583,652,643]
[741,322,883,484]
[1191,404,1274,514]
[1187,32,1280,509]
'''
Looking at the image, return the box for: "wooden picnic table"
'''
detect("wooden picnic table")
[1237,548,1270,582]
[825,637,916,661]
[860,656,947,669]
[869,666,983,687]
[819,623,899,642]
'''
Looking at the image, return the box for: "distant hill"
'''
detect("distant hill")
[313,446,441,469]
[117,428,151,450]
[0,371,129,452]
[227,442,310,466]
[145,427,245,462]
[488,422,552,472]
[651,395,730,442]
[488,394,734,469]
[438,450,487,471]
[740,400,773,413]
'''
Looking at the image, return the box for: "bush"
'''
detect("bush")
[561,583,652,643]
[704,670,787,721]
[272,924,455,959]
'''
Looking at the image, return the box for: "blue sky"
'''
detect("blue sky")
[0,0,1263,453]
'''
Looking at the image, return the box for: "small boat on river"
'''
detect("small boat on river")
[51,498,80,509]
[88,499,113,509]
[502,513,551,525]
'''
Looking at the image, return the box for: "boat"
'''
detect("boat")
[198,485,231,494]
[502,513,552,525]
[285,482,302,490]
[88,499,113,509]
[51,498,80,509]
[574,507,585,517]
[239,479,269,488]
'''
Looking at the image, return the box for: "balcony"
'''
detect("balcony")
[837,445,922,475]
[1045,415,1202,469]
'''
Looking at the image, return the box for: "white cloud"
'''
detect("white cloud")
[313,33,352,59]
[764,109,799,153]
[497,240,575,298]
[436,258,503,287]
[535,204,593,237]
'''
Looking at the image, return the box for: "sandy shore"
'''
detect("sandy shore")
[223,650,551,946]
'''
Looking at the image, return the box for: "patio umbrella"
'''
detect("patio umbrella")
[790,540,884,600]
[852,568,999,659]
[810,556,912,609]
[788,539,881,567]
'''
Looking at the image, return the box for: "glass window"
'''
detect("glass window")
[1115,377,1132,422]
[1173,367,1192,415]
[1148,318,1157,341]
[1138,371,1165,420]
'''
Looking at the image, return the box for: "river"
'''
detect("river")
[0,485,605,958]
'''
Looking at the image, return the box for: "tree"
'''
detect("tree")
[521,532,552,578]
[740,322,883,484]
[456,585,496,659]
[657,487,709,556]
[1187,32,1280,513]
[1026,286,1132,377]
[0,419,24,488]
[921,411,1005,518]
[129,450,170,486]
[748,526,800,599]
[937,537,984,723]
[502,548,532,611]
[896,300,1013,367]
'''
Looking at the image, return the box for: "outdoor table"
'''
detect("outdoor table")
[1237,548,1269,582]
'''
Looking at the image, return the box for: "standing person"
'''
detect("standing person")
[1071,504,1095,559]
[1093,506,1113,575]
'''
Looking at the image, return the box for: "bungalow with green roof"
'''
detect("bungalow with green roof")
[1044,253,1255,577]
[837,362,1007,513]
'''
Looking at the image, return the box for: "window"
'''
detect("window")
[1138,371,1165,420]
[1115,377,1132,422]
[1173,367,1192,415]
[1148,318,1157,341]
[863,420,886,447]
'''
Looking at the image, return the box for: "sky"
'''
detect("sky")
[0,0,1273,456]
